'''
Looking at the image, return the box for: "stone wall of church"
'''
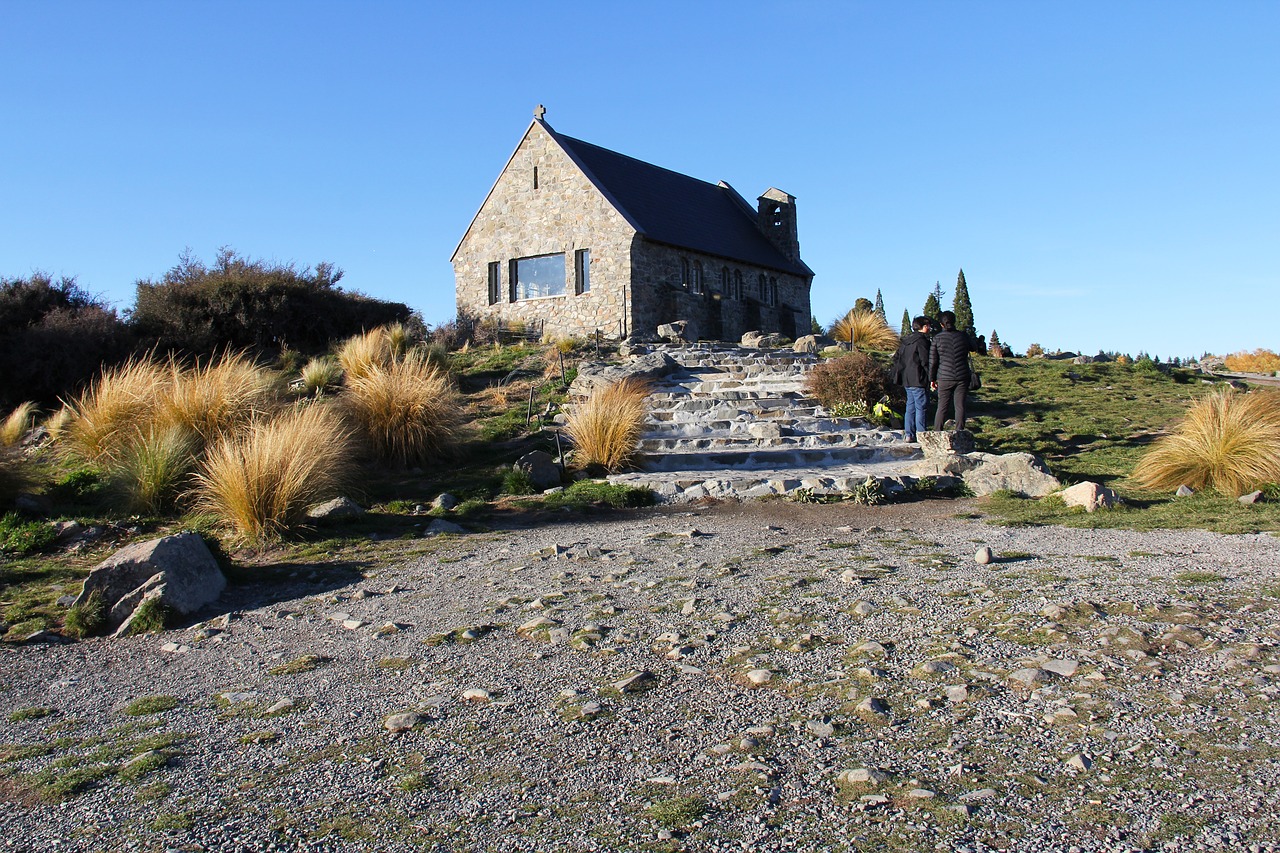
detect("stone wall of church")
[629,239,812,341]
[452,122,632,339]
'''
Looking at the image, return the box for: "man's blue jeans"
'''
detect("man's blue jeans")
[904,386,928,440]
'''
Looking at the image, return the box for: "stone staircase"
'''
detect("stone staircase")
[606,345,924,502]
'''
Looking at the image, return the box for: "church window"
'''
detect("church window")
[512,253,566,300]
[533,166,539,189]
[767,277,779,307]
[733,270,743,301]
[691,261,704,295]
[681,258,690,288]
[718,267,728,294]
[757,273,766,300]
[575,249,591,294]
[487,262,501,305]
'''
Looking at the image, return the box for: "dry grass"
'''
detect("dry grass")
[336,327,395,382]
[44,407,73,441]
[1224,349,1280,374]
[63,357,171,463]
[829,309,899,351]
[300,356,343,396]
[1,402,39,447]
[193,404,354,543]
[341,350,463,467]
[564,378,650,472]
[157,352,275,446]
[1132,388,1280,496]
[114,425,199,514]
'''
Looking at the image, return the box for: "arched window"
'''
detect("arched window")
[733,270,743,301]
[768,277,779,307]
[691,261,704,295]
[681,258,690,288]
[757,273,766,300]
[719,266,729,294]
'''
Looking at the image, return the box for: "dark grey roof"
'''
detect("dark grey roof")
[550,126,813,277]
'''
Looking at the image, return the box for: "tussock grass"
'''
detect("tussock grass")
[564,378,650,472]
[341,351,463,467]
[113,425,199,514]
[829,309,899,351]
[193,404,354,543]
[1132,388,1280,496]
[44,407,73,441]
[63,357,170,463]
[1,403,38,447]
[300,356,343,396]
[157,352,274,445]
[336,327,395,382]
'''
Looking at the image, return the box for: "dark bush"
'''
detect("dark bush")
[0,274,134,408]
[806,352,892,409]
[130,247,413,358]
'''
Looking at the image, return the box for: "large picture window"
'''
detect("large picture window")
[512,253,566,300]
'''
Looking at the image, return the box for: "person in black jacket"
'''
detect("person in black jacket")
[891,315,932,442]
[928,310,974,431]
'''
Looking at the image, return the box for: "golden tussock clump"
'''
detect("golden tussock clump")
[564,378,651,473]
[341,350,464,467]
[829,309,900,352]
[193,404,355,544]
[1132,388,1280,496]
[1,402,39,447]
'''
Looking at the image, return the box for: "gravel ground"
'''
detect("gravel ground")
[3,499,1280,853]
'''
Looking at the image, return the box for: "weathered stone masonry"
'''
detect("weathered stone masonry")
[452,110,814,341]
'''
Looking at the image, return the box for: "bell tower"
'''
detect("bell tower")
[756,187,800,264]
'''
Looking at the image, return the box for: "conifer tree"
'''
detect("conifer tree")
[900,309,911,337]
[988,330,1003,357]
[873,289,887,323]
[854,297,873,314]
[923,292,940,320]
[952,269,975,337]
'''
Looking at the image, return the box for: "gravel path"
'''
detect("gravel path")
[3,500,1279,852]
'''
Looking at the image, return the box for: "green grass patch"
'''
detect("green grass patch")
[1175,571,1227,584]
[268,654,329,676]
[646,795,707,828]
[6,706,55,723]
[124,695,179,716]
[0,513,56,555]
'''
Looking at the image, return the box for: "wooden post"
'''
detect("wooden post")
[526,384,535,424]
[558,350,567,386]
[554,430,566,473]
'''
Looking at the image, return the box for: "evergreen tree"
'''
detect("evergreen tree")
[811,316,823,336]
[900,309,911,337]
[873,289,887,323]
[952,268,975,337]
[931,280,945,305]
[923,292,940,320]
[854,297,874,314]
[988,329,1003,357]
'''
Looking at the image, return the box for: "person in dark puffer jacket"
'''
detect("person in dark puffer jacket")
[928,310,974,431]
[891,315,933,442]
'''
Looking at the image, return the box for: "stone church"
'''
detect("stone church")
[451,107,814,342]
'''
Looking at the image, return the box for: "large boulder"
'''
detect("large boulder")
[305,497,365,524]
[741,331,785,348]
[908,451,1060,497]
[568,351,678,398]
[918,430,977,457]
[793,335,819,354]
[656,321,688,343]
[515,450,562,491]
[72,533,226,636]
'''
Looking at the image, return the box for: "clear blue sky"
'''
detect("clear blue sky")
[3,1,1276,359]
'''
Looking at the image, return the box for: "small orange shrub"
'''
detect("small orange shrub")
[806,352,892,410]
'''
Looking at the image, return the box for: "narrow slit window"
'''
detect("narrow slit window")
[533,166,539,189]
[575,249,591,294]
[487,261,501,305]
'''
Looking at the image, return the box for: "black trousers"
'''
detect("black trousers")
[934,381,968,431]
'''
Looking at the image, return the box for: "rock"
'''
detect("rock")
[1065,753,1093,772]
[855,697,889,717]
[852,601,875,616]
[974,546,993,565]
[908,789,936,799]
[745,669,773,686]
[793,335,818,354]
[741,331,784,348]
[263,698,295,715]
[945,685,969,703]
[424,519,465,536]
[514,450,562,491]
[806,719,835,737]
[747,422,783,439]
[656,321,688,343]
[383,712,422,733]
[305,497,365,523]
[918,430,976,457]
[569,351,678,398]
[837,767,888,786]
[72,533,226,635]
[1007,667,1050,687]
[1175,484,1195,497]
[1239,490,1264,505]
[613,670,657,693]
[1059,481,1119,512]
[907,448,1060,497]
[461,688,491,702]
[432,493,458,511]
[1041,659,1079,678]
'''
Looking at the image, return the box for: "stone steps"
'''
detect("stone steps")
[599,345,925,502]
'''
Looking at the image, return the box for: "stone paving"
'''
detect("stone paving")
[608,345,924,502]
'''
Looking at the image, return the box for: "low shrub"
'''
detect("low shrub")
[193,404,355,544]
[806,351,891,410]
[1,403,38,447]
[563,378,650,473]
[1132,388,1280,496]
[1224,348,1280,374]
[828,309,899,352]
[501,468,536,496]
[341,351,463,467]
[0,513,56,554]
